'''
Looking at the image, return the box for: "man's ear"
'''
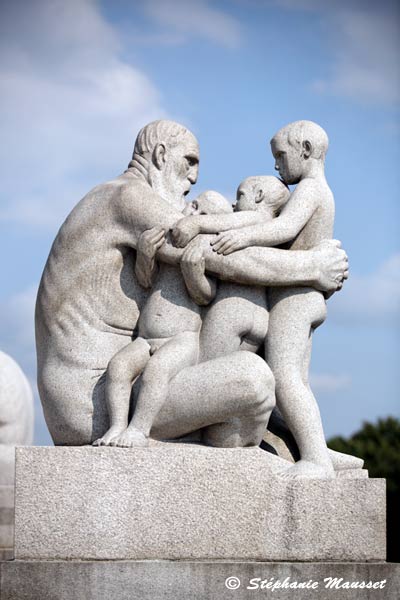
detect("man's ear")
[302,140,312,159]
[255,189,264,204]
[153,143,166,170]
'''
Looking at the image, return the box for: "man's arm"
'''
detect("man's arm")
[171,211,266,248]
[189,236,348,293]
[212,186,318,255]
[117,182,183,251]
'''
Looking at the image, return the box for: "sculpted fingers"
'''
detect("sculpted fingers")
[211,233,233,253]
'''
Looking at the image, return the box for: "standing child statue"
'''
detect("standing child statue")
[173,121,342,479]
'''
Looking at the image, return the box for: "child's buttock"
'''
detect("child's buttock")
[268,287,327,329]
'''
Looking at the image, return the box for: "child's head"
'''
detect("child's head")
[270,120,329,185]
[183,190,232,216]
[235,176,289,217]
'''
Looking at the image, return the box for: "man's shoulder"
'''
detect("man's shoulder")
[117,175,159,205]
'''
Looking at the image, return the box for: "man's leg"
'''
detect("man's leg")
[152,351,275,447]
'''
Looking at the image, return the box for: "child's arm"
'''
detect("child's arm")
[180,241,217,306]
[171,210,267,248]
[212,182,319,255]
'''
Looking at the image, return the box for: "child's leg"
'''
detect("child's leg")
[93,337,151,446]
[266,289,333,479]
[111,331,199,447]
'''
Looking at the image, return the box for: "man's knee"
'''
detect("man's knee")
[237,352,275,410]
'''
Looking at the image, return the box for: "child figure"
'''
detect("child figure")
[188,120,339,478]
[93,191,232,448]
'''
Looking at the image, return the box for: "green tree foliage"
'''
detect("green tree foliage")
[328,417,400,562]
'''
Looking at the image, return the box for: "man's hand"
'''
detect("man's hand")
[312,239,349,293]
[171,217,200,248]
[211,227,254,255]
[135,227,165,289]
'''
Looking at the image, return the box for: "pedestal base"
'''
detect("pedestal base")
[14,446,385,562]
[1,560,399,600]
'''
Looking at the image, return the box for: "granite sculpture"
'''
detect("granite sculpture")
[0,350,34,560]
[172,121,338,478]
[0,351,33,483]
[35,119,349,477]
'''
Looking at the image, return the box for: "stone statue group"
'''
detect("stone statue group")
[35,119,355,479]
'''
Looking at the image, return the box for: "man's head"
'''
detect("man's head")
[183,190,232,216]
[235,176,289,217]
[130,120,200,210]
[270,120,329,185]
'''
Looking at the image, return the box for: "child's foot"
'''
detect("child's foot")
[109,427,149,448]
[328,449,364,470]
[278,459,335,480]
[93,425,126,446]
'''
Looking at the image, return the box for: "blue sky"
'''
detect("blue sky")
[0,0,399,445]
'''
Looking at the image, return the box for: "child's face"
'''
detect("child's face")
[183,194,232,216]
[271,136,303,185]
[235,182,258,212]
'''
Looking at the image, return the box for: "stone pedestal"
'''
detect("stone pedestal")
[14,446,384,561]
[1,444,394,599]
[15,444,386,561]
[1,560,400,600]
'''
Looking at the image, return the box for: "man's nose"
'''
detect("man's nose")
[188,165,199,184]
[274,162,279,171]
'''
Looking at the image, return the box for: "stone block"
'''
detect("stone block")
[14,445,385,562]
[1,560,399,600]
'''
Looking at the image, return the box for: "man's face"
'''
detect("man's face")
[271,135,303,185]
[162,136,199,209]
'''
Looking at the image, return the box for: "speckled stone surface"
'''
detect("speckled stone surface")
[14,446,385,561]
[1,561,399,600]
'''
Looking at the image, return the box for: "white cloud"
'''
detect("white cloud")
[142,0,242,48]
[274,0,400,105]
[0,285,37,374]
[310,372,352,394]
[0,0,167,229]
[330,254,400,326]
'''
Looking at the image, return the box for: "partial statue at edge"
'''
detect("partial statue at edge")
[35,118,361,479]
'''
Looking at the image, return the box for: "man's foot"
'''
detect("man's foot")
[93,425,126,446]
[278,459,335,480]
[328,449,364,470]
[109,427,149,448]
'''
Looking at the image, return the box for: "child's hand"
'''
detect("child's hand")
[171,217,200,247]
[211,228,254,255]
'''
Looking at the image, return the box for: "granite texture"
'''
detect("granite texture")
[14,446,385,562]
[1,561,398,600]
[0,352,33,560]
